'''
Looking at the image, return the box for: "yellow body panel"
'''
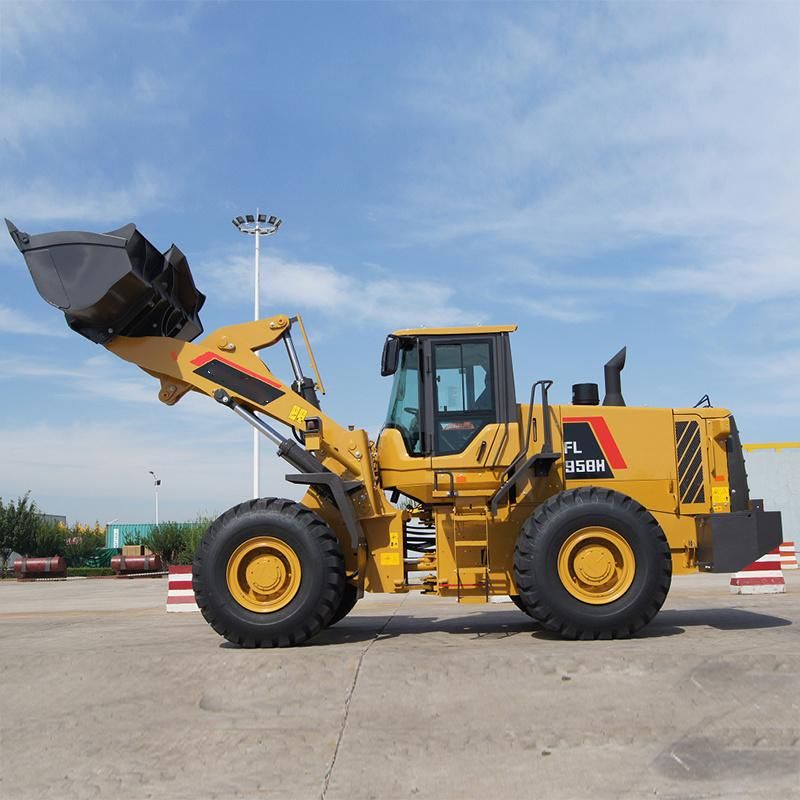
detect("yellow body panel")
[378,399,735,595]
[391,324,517,337]
[103,313,743,602]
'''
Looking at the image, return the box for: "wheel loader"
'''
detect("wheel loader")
[7,220,783,646]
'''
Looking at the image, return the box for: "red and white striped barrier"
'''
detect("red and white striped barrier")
[779,542,798,570]
[730,547,785,594]
[166,565,199,612]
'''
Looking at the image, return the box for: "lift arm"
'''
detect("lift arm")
[6,219,386,527]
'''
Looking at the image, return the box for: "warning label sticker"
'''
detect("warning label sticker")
[562,417,626,481]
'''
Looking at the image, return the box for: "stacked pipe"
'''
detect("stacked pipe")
[13,556,67,579]
[111,553,163,576]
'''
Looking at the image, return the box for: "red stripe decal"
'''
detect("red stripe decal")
[168,580,194,590]
[739,561,781,572]
[190,351,217,368]
[563,416,627,469]
[167,596,199,604]
[190,352,283,389]
[169,565,193,574]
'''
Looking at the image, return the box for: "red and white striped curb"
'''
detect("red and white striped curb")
[166,565,199,612]
[779,541,798,570]
[730,547,785,594]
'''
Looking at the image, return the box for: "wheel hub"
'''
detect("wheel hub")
[246,555,286,594]
[226,536,302,613]
[557,526,635,605]
[573,546,616,585]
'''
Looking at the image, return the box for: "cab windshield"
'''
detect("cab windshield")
[384,344,422,455]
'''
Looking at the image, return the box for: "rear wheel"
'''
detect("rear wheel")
[193,498,345,647]
[513,487,671,639]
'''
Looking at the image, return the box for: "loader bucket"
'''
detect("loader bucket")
[6,220,205,344]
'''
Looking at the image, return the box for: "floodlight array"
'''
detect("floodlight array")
[232,212,282,236]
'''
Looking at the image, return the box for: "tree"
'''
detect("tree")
[0,493,41,575]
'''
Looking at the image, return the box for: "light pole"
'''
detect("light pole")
[148,471,161,527]
[232,211,282,499]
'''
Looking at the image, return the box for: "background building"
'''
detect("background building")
[105,523,156,549]
[744,444,800,551]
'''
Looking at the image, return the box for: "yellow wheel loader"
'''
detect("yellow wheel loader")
[8,220,783,646]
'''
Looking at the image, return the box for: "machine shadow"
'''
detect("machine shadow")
[218,607,791,648]
[648,607,792,632]
[306,610,539,646]
[306,605,791,646]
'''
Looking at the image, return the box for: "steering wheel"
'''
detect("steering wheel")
[403,407,420,450]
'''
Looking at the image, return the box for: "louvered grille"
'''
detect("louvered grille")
[675,420,706,504]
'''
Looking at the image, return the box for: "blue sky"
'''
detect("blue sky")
[1,1,798,524]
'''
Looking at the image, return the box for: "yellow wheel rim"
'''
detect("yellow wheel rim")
[226,536,302,613]
[557,526,635,605]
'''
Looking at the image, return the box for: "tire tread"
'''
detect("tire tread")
[192,497,344,648]
[513,487,672,640]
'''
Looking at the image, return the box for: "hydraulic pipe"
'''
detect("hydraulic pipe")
[214,390,328,475]
[283,330,304,384]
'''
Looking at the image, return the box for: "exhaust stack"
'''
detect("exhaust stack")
[6,219,205,345]
[602,346,626,407]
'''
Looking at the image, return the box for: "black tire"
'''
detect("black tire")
[193,497,345,648]
[325,582,359,627]
[509,595,531,615]
[513,487,671,640]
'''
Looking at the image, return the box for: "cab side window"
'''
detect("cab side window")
[433,341,495,455]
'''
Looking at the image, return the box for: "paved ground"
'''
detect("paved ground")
[1,574,799,800]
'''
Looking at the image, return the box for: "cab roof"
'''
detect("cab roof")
[390,324,517,337]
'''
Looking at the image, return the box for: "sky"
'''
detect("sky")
[0,0,798,525]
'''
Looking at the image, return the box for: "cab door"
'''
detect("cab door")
[424,335,518,494]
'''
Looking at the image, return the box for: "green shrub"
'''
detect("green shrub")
[178,518,213,564]
[141,522,185,566]
[32,520,67,557]
[66,567,115,577]
[63,524,105,566]
[142,518,212,566]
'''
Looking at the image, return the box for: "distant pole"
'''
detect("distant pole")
[148,471,161,526]
[232,211,282,499]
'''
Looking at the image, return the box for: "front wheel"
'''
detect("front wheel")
[513,487,671,640]
[325,582,359,627]
[193,498,345,647]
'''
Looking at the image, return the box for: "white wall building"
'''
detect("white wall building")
[744,444,800,553]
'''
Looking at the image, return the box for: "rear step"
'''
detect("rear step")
[6,220,205,344]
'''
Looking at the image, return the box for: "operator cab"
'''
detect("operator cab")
[380,326,518,458]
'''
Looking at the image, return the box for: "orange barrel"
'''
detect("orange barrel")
[111,554,163,575]
[13,556,67,578]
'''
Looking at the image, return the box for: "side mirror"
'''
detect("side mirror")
[381,336,401,376]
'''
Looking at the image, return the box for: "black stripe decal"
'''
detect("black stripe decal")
[193,359,285,406]
[675,421,692,457]
[675,420,706,504]
[679,446,702,497]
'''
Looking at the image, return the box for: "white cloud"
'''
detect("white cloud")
[0,304,67,337]
[0,85,88,150]
[384,4,800,305]
[0,419,298,523]
[0,354,159,403]
[506,295,598,324]
[0,1,81,58]
[202,252,482,328]
[0,351,236,415]
[1,165,165,224]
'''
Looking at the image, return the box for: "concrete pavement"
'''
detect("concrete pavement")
[1,574,799,799]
